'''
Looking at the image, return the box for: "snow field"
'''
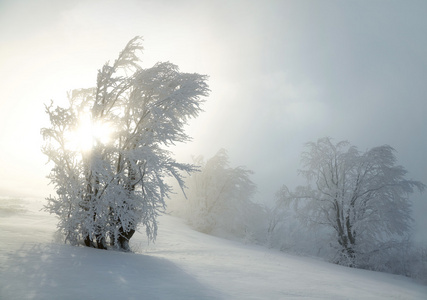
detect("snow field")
[0,198,426,299]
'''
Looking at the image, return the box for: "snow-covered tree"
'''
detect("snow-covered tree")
[169,149,261,240]
[41,37,209,250]
[275,137,424,267]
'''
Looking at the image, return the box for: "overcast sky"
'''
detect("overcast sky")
[1,0,426,240]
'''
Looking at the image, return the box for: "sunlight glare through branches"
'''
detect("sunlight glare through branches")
[65,113,111,152]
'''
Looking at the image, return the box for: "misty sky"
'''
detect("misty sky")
[1,0,426,240]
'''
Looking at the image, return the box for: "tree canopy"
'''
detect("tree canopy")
[275,137,424,267]
[41,37,209,250]
[168,149,260,239]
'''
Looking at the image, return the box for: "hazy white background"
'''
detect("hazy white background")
[1,0,426,241]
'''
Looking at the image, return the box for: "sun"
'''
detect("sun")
[65,114,112,153]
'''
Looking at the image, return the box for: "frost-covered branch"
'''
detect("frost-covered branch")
[274,137,425,269]
[41,37,209,250]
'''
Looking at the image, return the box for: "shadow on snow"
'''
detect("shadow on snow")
[0,243,222,300]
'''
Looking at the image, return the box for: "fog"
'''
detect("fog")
[0,0,426,241]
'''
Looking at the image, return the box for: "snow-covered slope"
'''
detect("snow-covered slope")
[1,197,426,299]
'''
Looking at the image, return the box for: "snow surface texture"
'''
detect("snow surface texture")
[0,198,426,299]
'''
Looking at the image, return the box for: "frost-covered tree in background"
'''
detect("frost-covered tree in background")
[169,149,263,240]
[275,137,424,268]
[41,37,209,250]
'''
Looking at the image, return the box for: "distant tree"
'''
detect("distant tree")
[41,37,209,250]
[169,149,260,239]
[275,137,424,267]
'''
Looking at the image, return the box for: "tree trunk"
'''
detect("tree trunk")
[117,227,135,251]
[84,235,95,248]
[96,235,107,250]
